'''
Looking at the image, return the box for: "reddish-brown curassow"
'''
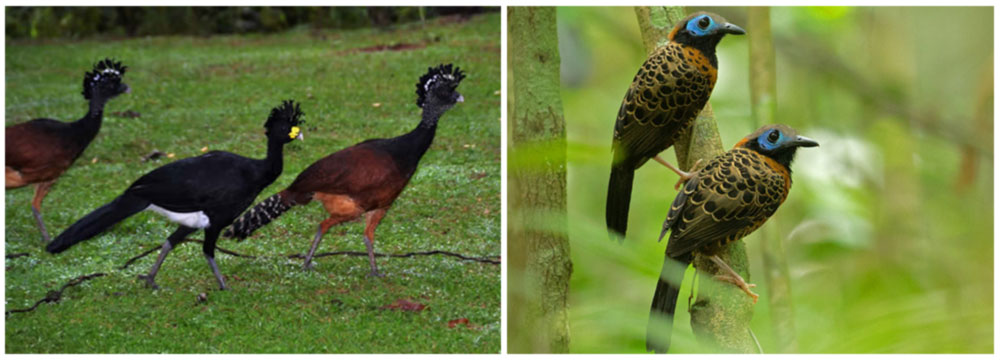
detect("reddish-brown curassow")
[647,124,818,353]
[6,58,130,243]
[607,12,745,239]
[224,64,466,277]
[46,100,304,290]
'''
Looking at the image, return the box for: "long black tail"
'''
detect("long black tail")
[605,162,635,241]
[223,192,293,240]
[46,194,149,254]
[646,252,693,353]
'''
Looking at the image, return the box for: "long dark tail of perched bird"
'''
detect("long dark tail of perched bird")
[646,252,693,353]
[606,163,635,240]
[224,193,293,240]
[46,194,150,254]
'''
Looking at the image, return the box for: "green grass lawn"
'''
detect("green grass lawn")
[5,13,500,353]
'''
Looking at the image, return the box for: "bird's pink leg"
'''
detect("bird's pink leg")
[709,254,759,303]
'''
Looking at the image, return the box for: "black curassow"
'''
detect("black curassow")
[46,100,304,290]
[224,64,465,277]
[6,58,130,243]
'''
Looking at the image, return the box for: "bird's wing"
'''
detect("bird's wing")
[288,143,398,196]
[125,152,260,212]
[5,119,77,173]
[663,149,788,258]
[659,170,698,241]
[612,43,711,166]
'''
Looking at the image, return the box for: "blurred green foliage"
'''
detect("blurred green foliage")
[5,7,496,39]
[556,6,992,353]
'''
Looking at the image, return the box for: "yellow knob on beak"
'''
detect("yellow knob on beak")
[289,126,302,140]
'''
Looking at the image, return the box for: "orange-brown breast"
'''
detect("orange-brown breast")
[6,167,28,188]
[686,47,718,84]
[756,152,791,194]
[313,192,365,220]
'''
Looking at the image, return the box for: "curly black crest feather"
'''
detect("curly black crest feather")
[265,100,304,130]
[415,64,465,108]
[82,58,127,100]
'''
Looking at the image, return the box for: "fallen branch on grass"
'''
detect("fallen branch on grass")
[5,273,107,317]
[119,239,500,270]
[9,240,498,317]
[289,250,501,265]
[6,252,30,259]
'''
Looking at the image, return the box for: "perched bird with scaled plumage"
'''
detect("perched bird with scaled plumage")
[607,12,745,240]
[646,124,818,353]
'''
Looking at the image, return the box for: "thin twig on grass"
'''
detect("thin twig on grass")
[5,273,107,317]
[9,240,497,317]
[118,238,500,270]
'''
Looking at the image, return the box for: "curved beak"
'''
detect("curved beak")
[456,93,465,103]
[792,135,819,148]
[722,23,746,35]
[297,132,304,141]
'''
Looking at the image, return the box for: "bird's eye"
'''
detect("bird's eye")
[767,130,781,143]
[698,16,711,29]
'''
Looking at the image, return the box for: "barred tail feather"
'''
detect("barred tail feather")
[223,193,292,240]
[646,253,692,353]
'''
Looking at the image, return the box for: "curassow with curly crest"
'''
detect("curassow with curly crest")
[225,64,466,277]
[6,58,130,243]
[47,100,305,290]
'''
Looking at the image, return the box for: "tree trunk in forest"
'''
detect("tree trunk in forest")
[507,6,573,354]
[861,8,922,268]
[748,7,798,353]
[634,6,757,353]
[956,58,993,192]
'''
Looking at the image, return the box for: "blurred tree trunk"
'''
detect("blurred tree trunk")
[956,58,993,192]
[507,6,572,354]
[747,7,797,353]
[634,6,756,353]
[861,9,922,267]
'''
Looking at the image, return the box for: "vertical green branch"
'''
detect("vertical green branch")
[507,7,572,354]
[748,6,798,353]
[634,6,755,353]
[956,57,993,192]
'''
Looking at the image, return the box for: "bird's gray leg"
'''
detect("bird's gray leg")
[363,235,384,277]
[202,228,226,290]
[140,226,195,290]
[31,206,51,244]
[204,254,226,290]
[303,223,325,270]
